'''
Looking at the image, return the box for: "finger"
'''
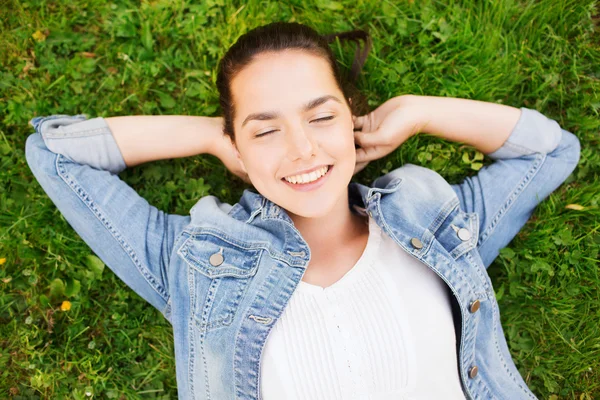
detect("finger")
[357,142,391,163]
[353,161,369,175]
[355,146,378,163]
[356,161,369,171]
[354,130,378,147]
[353,115,364,130]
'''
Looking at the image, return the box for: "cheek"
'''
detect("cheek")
[325,124,356,158]
[243,150,279,183]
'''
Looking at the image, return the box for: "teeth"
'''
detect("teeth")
[284,166,329,184]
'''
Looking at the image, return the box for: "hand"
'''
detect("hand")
[353,160,369,176]
[213,132,251,184]
[353,95,421,163]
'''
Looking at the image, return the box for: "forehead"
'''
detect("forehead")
[230,50,342,116]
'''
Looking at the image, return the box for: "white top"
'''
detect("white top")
[260,216,465,400]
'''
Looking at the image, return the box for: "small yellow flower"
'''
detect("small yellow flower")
[32,30,47,42]
[60,301,71,311]
[0,258,6,265]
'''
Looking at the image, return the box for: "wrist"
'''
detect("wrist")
[202,116,225,157]
[396,94,428,136]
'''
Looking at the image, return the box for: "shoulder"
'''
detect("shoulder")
[373,163,456,200]
[370,163,461,228]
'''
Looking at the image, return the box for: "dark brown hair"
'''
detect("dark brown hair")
[216,22,372,139]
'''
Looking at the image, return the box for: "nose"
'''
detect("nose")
[286,124,315,160]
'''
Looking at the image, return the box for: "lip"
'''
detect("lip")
[281,165,333,192]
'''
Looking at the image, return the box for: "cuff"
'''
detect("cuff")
[29,114,127,174]
[486,107,563,160]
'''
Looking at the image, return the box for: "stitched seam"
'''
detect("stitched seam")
[188,267,196,398]
[466,309,496,400]
[55,154,169,302]
[465,251,491,296]
[478,152,545,248]
[162,231,189,318]
[429,196,460,234]
[375,200,482,299]
[43,127,109,138]
[181,227,302,267]
[258,217,310,266]
[451,213,479,260]
[197,278,220,332]
[201,287,212,400]
[492,298,537,398]
[181,246,260,279]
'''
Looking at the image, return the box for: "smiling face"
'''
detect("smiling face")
[229,50,356,219]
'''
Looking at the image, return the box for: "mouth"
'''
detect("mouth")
[281,165,333,192]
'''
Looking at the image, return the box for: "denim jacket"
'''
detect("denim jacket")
[25,107,581,400]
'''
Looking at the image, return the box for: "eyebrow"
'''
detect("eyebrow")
[241,95,342,128]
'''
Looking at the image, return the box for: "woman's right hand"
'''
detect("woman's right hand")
[212,132,251,184]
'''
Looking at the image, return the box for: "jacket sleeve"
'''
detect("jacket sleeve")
[450,107,581,269]
[25,114,190,316]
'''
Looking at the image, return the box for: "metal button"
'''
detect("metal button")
[469,366,479,379]
[457,228,471,241]
[410,237,423,249]
[469,300,481,313]
[209,252,224,266]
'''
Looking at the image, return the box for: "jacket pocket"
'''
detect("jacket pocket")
[434,203,479,261]
[177,232,262,332]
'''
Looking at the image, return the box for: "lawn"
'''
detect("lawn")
[1,0,599,398]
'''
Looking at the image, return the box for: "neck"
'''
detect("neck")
[288,191,368,256]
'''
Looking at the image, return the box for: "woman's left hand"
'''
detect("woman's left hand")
[353,160,369,175]
[353,95,422,163]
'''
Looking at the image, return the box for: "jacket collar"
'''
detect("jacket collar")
[235,164,477,261]
[236,177,403,225]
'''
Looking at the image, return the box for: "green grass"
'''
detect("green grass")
[1,0,599,398]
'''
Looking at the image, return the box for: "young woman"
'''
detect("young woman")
[25,22,580,400]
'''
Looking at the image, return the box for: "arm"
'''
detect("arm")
[35,114,225,171]
[25,114,215,319]
[443,106,580,268]
[108,115,249,182]
[408,97,580,268]
[403,95,524,155]
[104,115,223,167]
[35,113,249,182]
[354,95,581,268]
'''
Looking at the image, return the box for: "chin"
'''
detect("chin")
[284,204,336,219]
[271,187,349,220]
[253,164,353,219]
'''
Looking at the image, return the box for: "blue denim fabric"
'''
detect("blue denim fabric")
[25,107,581,400]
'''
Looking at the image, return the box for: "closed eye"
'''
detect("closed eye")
[312,115,335,123]
[255,116,335,138]
[255,130,276,138]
